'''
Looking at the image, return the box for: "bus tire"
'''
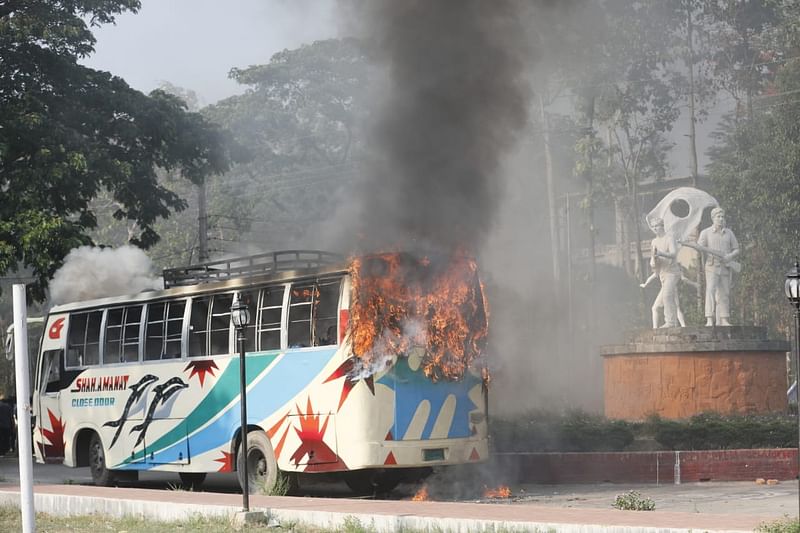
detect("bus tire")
[237,431,279,495]
[178,472,206,491]
[88,433,117,487]
[344,469,401,496]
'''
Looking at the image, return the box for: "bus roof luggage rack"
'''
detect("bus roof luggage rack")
[163,250,344,288]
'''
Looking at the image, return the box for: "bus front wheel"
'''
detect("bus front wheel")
[88,433,117,487]
[237,431,279,495]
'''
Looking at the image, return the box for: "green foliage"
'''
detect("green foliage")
[338,516,376,533]
[708,57,800,333]
[490,410,795,452]
[490,410,635,452]
[612,490,655,511]
[758,516,800,533]
[647,413,796,450]
[0,1,238,299]
[201,39,370,253]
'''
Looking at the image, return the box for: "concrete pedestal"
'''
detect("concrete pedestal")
[601,326,790,420]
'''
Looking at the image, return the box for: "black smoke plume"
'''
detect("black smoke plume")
[350,0,533,254]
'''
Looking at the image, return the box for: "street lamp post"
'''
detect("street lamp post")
[231,292,251,512]
[784,260,800,521]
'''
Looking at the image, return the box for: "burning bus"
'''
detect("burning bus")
[32,249,489,495]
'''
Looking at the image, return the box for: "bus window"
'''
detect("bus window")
[122,305,142,362]
[288,284,314,348]
[39,349,62,394]
[189,296,210,357]
[164,300,185,359]
[66,311,102,367]
[209,293,232,356]
[314,279,340,346]
[145,303,166,360]
[104,308,124,364]
[145,301,185,360]
[258,286,284,351]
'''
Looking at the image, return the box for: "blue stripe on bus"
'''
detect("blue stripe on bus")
[132,347,338,467]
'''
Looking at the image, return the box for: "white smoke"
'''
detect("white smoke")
[49,245,163,305]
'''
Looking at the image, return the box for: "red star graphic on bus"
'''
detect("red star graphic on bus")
[214,450,234,472]
[38,409,66,458]
[289,397,346,472]
[323,357,375,412]
[266,413,290,461]
[184,360,219,387]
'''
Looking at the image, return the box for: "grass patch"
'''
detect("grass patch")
[0,504,291,532]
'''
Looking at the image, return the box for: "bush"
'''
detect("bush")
[490,410,635,452]
[490,410,795,452]
[648,413,796,450]
[612,490,655,511]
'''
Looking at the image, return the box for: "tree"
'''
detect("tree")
[578,0,683,282]
[202,39,371,253]
[703,0,781,120]
[0,0,236,300]
[708,57,800,332]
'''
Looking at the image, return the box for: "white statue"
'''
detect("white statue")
[646,187,719,244]
[640,269,699,328]
[682,207,740,326]
[643,217,681,328]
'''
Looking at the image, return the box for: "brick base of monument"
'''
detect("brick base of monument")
[493,448,798,484]
[600,326,790,420]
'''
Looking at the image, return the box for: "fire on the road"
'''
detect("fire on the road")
[483,485,512,499]
[412,485,430,501]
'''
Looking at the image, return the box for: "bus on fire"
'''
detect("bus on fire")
[32,250,489,494]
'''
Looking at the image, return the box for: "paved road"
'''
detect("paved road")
[1,454,797,517]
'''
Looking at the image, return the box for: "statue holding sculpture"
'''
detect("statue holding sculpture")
[641,187,740,328]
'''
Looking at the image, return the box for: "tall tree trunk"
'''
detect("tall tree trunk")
[540,93,560,284]
[687,7,699,185]
[686,5,703,314]
[197,180,209,262]
[585,96,597,285]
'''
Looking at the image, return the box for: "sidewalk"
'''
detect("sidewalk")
[0,482,790,532]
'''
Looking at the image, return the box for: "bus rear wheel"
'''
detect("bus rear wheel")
[88,433,117,487]
[237,431,280,495]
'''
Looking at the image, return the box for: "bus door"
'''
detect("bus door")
[35,348,66,463]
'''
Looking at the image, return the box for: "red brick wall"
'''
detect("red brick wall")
[493,449,798,484]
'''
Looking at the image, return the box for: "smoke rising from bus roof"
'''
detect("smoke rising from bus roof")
[346,0,533,254]
[50,246,163,305]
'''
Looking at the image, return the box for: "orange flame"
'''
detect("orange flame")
[412,485,430,501]
[349,252,489,381]
[483,485,511,499]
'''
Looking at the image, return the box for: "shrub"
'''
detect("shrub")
[648,413,796,450]
[757,516,800,533]
[612,490,655,511]
[490,410,795,452]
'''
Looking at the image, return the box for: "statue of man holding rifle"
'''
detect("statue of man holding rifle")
[681,207,740,326]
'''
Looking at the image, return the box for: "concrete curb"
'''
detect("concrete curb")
[0,488,758,533]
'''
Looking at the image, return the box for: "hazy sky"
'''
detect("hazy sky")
[83,0,339,105]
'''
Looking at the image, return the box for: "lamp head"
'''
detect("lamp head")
[785,260,800,309]
[230,292,251,329]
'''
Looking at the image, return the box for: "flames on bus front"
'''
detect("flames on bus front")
[339,251,490,470]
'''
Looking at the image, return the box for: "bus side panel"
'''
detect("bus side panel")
[34,314,69,465]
